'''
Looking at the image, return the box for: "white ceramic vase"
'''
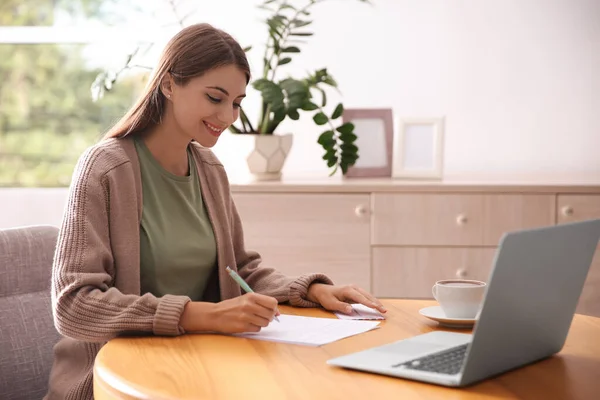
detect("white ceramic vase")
[246,133,293,181]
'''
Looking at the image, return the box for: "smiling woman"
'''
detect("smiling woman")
[103,23,250,145]
[46,22,386,400]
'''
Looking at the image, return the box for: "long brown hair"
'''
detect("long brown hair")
[103,23,250,139]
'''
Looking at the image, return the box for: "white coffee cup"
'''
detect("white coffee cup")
[432,279,486,319]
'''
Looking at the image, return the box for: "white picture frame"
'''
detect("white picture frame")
[392,117,445,179]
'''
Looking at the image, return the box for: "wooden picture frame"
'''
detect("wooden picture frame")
[342,108,394,178]
[392,117,445,179]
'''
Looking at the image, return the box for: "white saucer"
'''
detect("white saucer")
[418,306,477,329]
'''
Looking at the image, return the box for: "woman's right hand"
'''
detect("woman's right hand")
[180,293,279,334]
[213,293,279,333]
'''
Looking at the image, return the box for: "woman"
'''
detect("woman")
[45,23,386,399]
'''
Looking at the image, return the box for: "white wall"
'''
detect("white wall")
[2,0,599,229]
[1,189,68,229]
[211,0,600,179]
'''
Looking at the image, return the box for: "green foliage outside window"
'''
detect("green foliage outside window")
[0,0,144,187]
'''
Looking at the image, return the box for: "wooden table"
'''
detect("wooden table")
[93,299,600,399]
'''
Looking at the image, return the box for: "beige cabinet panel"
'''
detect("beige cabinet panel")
[557,195,600,223]
[483,194,556,245]
[228,184,600,316]
[372,247,497,298]
[372,194,484,246]
[557,194,600,317]
[232,193,371,289]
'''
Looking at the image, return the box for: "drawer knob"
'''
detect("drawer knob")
[354,205,367,217]
[561,205,574,217]
[456,214,468,225]
[456,269,467,278]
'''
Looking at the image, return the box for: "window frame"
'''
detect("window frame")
[0,26,166,44]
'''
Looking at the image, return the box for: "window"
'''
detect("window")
[0,0,185,187]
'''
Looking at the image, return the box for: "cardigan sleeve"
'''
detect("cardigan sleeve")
[51,146,190,343]
[228,195,334,307]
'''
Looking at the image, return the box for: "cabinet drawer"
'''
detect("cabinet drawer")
[371,194,484,246]
[557,195,600,223]
[372,247,496,298]
[232,193,371,288]
[483,194,555,245]
[372,193,556,246]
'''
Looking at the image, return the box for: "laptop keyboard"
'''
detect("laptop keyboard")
[392,343,469,375]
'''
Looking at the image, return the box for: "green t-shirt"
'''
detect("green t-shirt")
[134,138,217,302]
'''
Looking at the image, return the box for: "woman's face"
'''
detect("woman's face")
[167,64,247,147]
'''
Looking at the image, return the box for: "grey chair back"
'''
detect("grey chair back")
[0,225,61,400]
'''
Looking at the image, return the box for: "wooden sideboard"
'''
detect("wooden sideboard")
[229,175,600,317]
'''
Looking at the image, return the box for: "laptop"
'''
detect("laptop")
[327,218,600,387]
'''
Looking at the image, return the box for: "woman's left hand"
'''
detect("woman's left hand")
[306,283,387,315]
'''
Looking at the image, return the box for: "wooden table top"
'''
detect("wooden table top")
[93,299,600,400]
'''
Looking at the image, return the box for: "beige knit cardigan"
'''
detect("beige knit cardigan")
[44,137,333,399]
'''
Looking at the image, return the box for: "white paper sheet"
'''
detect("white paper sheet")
[233,314,380,346]
[335,304,386,320]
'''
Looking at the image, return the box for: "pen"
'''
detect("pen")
[226,266,280,322]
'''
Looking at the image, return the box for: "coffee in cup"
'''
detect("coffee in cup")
[432,279,486,319]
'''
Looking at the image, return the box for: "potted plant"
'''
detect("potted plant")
[91,0,370,180]
[236,0,369,180]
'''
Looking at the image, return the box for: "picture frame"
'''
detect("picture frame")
[342,108,394,178]
[392,117,445,179]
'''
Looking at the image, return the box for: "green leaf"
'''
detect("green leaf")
[341,156,359,166]
[317,130,335,145]
[280,78,307,95]
[281,46,301,53]
[287,39,308,44]
[266,106,287,133]
[290,32,314,36]
[323,151,337,160]
[313,112,329,125]
[323,76,338,87]
[318,88,327,107]
[326,156,338,168]
[301,101,319,111]
[267,17,285,38]
[322,147,336,159]
[278,57,292,66]
[269,28,282,40]
[340,143,359,153]
[291,20,312,28]
[340,154,358,172]
[252,79,285,111]
[273,107,286,120]
[331,103,343,119]
[279,79,310,112]
[315,68,328,80]
[287,94,306,110]
[243,45,252,52]
[288,109,300,120]
[336,122,354,135]
[340,132,358,143]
